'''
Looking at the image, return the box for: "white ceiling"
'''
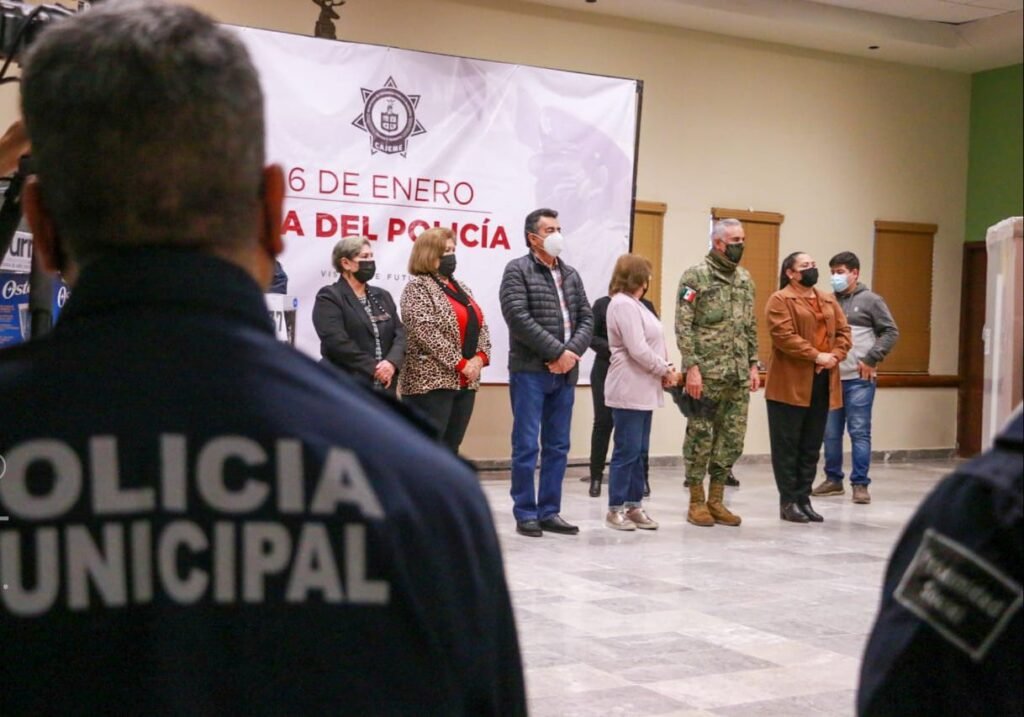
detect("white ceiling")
[809,0,1022,23]
[516,0,1024,72]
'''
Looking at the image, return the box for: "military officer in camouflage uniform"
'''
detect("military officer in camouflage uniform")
[675,218,760,527]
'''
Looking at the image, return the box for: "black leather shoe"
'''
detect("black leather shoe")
[539,514,580,535]
[515,519,543,537]
[589,477,602,497]
[798,498,824,522]
[725,471,740,487]
[643,477,651,497]
[780,502,810,523]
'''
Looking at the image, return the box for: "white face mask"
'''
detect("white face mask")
[542,231,565,258]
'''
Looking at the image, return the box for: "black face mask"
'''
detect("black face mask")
[724,243,744,263]
[438,254,457,278]
[798,267,819,287]
[353,260,376,284]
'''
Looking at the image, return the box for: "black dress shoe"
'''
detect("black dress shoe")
[539,514,580,534]
[779,502,810,523]
[725,471,740,487]
[798,498,824,522]
[589,476,602,497]
[515,519,543,537]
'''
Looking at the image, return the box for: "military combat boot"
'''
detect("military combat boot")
[707,482,742,526]
[687,482,714,527]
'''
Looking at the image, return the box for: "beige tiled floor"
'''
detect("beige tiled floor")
[480,459,955,716]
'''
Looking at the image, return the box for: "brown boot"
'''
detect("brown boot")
[687,482,714,527]
[708,482,742,526]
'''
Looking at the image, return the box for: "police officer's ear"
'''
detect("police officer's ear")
[21,175,72,278]
[258,164,285,260]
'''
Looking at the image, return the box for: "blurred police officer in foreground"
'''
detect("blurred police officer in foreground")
[858,408,1022,716]
[0,2,525,714]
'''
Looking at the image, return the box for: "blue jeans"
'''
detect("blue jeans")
[509,371,575,522]
[608,408,651,508]
[824,378,876,485]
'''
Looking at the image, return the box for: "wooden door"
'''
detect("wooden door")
[874,221,936,373]
[957,242,987,457]
[632,201,666,317]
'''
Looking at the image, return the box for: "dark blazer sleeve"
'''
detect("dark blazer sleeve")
[380,288,406,369]
[640,297,658,319]
[590,296,611,361]
[499,260,565,361]
[311,285,378,379]
[268,261,288,294]
[461,280,492,366]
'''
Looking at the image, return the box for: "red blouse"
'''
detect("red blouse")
[446,282,489,387]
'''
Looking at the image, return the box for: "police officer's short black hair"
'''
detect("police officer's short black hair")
[21,0,266,263]
[829,251,860,272]
[524,208,558,247]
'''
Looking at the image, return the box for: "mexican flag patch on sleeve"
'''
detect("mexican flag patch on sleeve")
[681,286,697,303]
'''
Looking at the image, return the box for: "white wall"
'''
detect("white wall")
[3,0,967,459]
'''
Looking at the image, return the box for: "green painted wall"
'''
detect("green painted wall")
[965,63,1023,243]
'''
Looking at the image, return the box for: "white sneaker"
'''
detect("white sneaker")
[605,510,636,531]
[626,507,659,530]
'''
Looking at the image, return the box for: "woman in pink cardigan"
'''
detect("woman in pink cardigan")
[604,254,682,530]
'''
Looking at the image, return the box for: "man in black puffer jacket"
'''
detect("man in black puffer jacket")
[499,208,593,537]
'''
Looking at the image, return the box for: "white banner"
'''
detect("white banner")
[236,27,639,383]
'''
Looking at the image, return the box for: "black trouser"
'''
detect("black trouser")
[589,359,649,481]
[589,360,614,479]
[403,388,477,455]
[767,370,830,504]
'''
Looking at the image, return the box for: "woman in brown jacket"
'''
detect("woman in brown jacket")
[765,252,852,523]
[400,228,491,454]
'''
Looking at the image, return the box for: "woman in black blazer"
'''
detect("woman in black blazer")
[312,235,406,395]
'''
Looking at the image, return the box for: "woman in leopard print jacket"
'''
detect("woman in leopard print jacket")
[400,227,491,455]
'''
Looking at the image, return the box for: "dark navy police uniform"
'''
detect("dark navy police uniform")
[858,411,1022,716]
[0,249,525,716]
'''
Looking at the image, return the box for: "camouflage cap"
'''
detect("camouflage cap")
[665,385,718,419]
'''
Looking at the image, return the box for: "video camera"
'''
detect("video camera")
[1,2,78,65]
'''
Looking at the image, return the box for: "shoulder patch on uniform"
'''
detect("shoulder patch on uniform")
[894,528,1023,662]
[680,286,698,303]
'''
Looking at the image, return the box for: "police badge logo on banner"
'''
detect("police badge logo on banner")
[352,76,427,156]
